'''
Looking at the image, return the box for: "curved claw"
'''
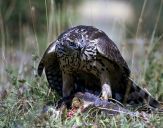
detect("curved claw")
[100,96,124,107]
[107,97,124,107]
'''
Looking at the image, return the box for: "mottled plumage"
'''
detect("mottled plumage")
[38,25,160,108]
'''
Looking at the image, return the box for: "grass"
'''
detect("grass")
[0,41,162,127]
[0,0,163,127]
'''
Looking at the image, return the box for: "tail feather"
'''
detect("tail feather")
[125,78,160,108]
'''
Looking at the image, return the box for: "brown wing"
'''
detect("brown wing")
[37,41,63,96]
[75,25,130,76]
[95,34,130,77]
[37,41,57,76]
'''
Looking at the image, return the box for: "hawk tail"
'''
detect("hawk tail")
[124,78,160,108]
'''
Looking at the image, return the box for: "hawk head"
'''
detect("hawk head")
[61,39,85,55]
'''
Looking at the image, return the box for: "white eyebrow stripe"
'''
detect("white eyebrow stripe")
[48,42,57,53]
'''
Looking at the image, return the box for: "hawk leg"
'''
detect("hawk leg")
[101,83,112,100]
[100,72,112,100]
[62,72,74,98]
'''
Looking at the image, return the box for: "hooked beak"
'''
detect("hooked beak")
[78,43,86,54]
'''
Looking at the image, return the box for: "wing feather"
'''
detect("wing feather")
[37,41,63,95]
[96,34,130,76]
[45,61,62,96]
[78,26,130,76]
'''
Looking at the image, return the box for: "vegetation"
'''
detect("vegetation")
[0,0,163,127]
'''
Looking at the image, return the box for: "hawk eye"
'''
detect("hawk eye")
[69,42,75,46]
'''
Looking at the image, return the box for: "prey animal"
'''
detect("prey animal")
[38,25,160,108]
